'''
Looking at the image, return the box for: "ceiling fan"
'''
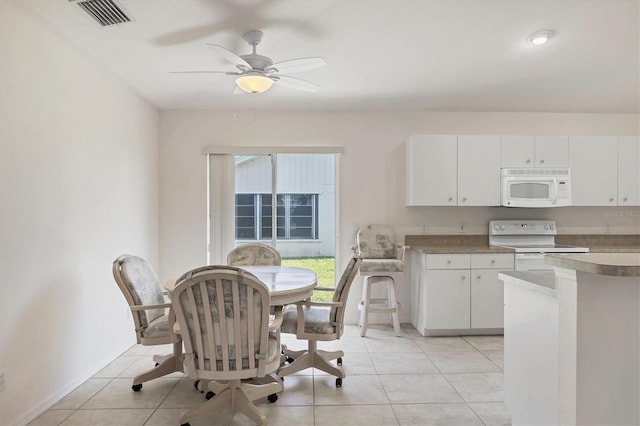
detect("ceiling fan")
[173,30,327,94]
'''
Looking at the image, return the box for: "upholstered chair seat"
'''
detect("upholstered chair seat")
[281,305,337,335]
[359,259,404,274]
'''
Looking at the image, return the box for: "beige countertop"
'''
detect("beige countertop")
[556,234,640,253]
[405,234,640,254]
[405,235,514,254]
[545,253,640,277]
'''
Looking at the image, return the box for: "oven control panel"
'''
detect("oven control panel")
[489,220,557,236]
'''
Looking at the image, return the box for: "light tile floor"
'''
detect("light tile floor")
[29,324,511,426]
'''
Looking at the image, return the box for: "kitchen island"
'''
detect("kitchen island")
[500,253,640,426]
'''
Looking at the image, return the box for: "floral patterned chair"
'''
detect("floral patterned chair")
[277,255,361,387]
[171,265,283,426]
[112,254,183,391]
[353,225,407,337]
[227,242,281,266]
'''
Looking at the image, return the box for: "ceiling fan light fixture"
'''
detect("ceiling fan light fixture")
[235,74,274,93]
[526,30,554,45]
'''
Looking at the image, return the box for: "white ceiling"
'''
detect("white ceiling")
[18,0,640,112]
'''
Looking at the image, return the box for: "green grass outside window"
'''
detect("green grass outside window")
[281,257,335,302]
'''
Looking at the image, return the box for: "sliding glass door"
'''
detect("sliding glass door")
[209,152,337,291]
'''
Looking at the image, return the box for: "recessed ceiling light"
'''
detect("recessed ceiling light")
[526,30,554,45]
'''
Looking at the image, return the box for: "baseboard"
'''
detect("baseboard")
[16,343,133,426]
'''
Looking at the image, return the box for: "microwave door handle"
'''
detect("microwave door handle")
[552,177,558,206]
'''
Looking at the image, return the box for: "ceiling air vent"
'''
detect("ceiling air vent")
[72,0,131,26]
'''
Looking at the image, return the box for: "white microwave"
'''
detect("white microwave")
[501,168,572,207]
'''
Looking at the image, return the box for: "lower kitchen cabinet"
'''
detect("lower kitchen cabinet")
[411,252,514,335]
[425,269,471,329]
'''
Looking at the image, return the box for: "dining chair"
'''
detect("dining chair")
[353,225,407,337]
[227,242,281,266]
[171,265,283,426]
[112,254,183,391]
[277,255,361,387]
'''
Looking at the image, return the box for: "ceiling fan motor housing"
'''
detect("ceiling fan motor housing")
[240,54,273,72]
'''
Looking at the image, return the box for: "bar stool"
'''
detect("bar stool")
[353,225,407,337]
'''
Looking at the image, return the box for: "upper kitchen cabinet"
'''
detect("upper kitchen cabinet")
[570,136,618,206]
[405,135,457,206]
[501,135,569,168]
[458,135,501,206]
[618,136,640,206]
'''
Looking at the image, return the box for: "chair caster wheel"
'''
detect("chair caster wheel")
[267,393,278,403]
[194,380,200,390]
[180,423,190,426]
[155,362,159,367]
[336,377,342,387]
[286,357,295,364]
[337,357,342,366]
[132,384,143,392]
[205,391,215,400]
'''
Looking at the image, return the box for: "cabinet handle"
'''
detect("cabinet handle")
[447,260,452,264]
[623,197,628,202]
[609,198,614,202]
[477,275,481,280]
[540,159,545,164]
[448,197,453,202]
[491,259,496,264]
[526,159,531,164]
[461,276,466,280]
[462,197,467,202]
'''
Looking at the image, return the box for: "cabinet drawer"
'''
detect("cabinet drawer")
[471,253,514,269]
[426,254,471,269]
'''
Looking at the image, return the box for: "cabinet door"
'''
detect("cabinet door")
[471,269,506,329]
[405,135,457,206]
[535,136,569,168]
[426,270,470,329]
[569,136,618,206]
[501,135,534,168]
[618,136,640,206]
[458,135,501,206]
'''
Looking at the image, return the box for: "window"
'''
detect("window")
[235,193,318,240]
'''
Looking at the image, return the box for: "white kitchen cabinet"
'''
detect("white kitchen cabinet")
[458,135,500,206]
[406,135,500,206]
[570,136,618,206]
[426,269,471,329]
[413,252,513,335]
[501,135,569,168]
[618,136,640,206]
[471,269,505,328]
[405,135,457,206]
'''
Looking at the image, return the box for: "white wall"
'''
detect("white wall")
[0,2,159,424]
[159,110,639,324]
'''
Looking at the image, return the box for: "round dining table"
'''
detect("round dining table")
[164,265,317,306]
[240,265,317,305]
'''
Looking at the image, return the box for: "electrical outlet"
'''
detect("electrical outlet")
[0,370,6,392]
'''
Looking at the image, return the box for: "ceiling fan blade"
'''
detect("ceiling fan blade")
[265,57,327,74]
[206,44,251,70]
[170,71,240,75]
[273,75,320,92]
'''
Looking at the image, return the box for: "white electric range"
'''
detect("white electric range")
[489,220,589,271]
